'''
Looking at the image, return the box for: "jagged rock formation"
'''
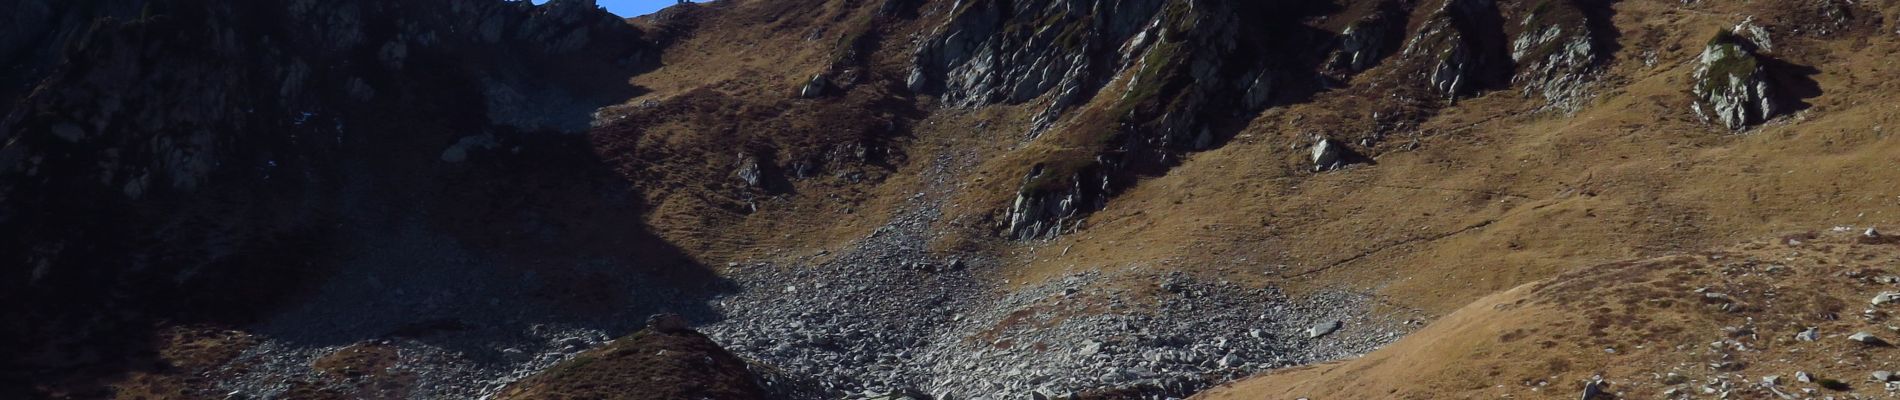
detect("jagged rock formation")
[979,0,1620,240]
[909,0,1168,130]
[1006,163,1110,240]
[1509,0,1604,111]
[964,0,1333,240]
[1403,0,1511,100]
[1691,30,1776,130]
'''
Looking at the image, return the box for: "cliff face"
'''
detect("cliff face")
[946,0,1606,241]
[915,0,1341,240]
[0,0,666,389]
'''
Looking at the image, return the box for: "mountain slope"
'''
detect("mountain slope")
[1197,229,1900,399]
[6,0,1900,398]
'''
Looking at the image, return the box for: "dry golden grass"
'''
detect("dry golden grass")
[495,329,767,400]
[979,0,1900,318]
[1196,231,1900,399]
[96,325,256,400]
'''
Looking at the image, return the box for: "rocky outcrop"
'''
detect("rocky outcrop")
[1311,137,1346,172]
[1329,1,1408,74]
[1691,30,1776,130]
[1509,0,1604,111]
[910,0,1168,128]
[1403,0,1510,100]
[799,74,830,98]
[947,0,1331,240]
[734,153,766,187]
[1731,17,1773,52]
[1006,164,1111,240]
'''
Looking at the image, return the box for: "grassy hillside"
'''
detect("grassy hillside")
[1198,230,1900,398]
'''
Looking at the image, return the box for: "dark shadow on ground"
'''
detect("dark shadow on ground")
[1577,0,1626,68]
[0,0,722,397]
[1760,56,1822,116]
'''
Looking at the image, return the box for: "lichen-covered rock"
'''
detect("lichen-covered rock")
[1691,31,1776,130]
[1510,0,1603,111]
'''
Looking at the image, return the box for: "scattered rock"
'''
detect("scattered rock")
[1849,331,1889,346]
[1581,378,1606,399]
[689,154,1402,397]
[799,74,829,98]
[1218,354,1243,369]
[1876,371,1896,382]
[1873,292,1900,306]
[1306,319,1343,339]
[1076,341,1103,357]
[734,153,764,188]
[1663,372,1688,385]
[1796,326,1819,341]
[1311,137,1344,172]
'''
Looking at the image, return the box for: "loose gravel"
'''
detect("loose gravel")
[211,151,1411,400]
[700,152,1412,399]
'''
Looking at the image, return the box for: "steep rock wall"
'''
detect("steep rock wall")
[0,0,660,380]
